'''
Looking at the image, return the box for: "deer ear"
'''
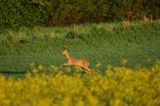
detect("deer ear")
[63,47,66,50]
[63,45,68,50]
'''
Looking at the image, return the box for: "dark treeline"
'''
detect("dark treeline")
[0,0,159,29]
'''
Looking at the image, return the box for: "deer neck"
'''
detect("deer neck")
[65,51,71,59]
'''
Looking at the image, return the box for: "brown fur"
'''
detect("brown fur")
[62,49,92,74]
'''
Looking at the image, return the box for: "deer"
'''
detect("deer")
[62,48,92,74]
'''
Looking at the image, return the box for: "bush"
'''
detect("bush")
[0,0,47,29]
[0,0,159,29]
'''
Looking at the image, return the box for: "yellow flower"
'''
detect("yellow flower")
[76,100,85,106]
[32,69,38,73]
[0,61,159,105]
[30,63,35,67]
[38,64,45,70]
[121,59,128,65]
[110,99,128,106]
[96,62,101,67]
[62,96,72,106]
[37,98,52,106]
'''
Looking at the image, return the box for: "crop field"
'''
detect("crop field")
[0,21,160,105]
[0,61,160,106]
[0,21,160,73]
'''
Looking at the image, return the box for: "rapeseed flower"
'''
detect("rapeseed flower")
[0,61,159,105]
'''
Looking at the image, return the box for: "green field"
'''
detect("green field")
[0,21,160,73]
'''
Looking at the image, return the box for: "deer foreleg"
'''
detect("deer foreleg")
[63,63,70,66]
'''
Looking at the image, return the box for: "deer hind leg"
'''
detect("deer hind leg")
[82,61,92,74]
[82,66,92,74]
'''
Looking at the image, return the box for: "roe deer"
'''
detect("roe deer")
[62,48,92,74]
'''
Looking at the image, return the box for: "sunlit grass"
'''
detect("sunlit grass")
[0,21,160,72]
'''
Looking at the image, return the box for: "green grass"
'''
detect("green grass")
[0,21,160,72]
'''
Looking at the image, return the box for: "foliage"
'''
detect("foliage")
[0,0,159,29]
[0,0,47,29]
[0,61,160,106]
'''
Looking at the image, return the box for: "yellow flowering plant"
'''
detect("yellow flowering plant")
[0,61,160,106]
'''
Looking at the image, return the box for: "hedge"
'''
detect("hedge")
[0,0,159,29]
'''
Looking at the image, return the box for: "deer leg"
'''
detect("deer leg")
[59,65,63,69]
[63,63,70,66]
[86,67,92,73]
[83,66,92,74]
